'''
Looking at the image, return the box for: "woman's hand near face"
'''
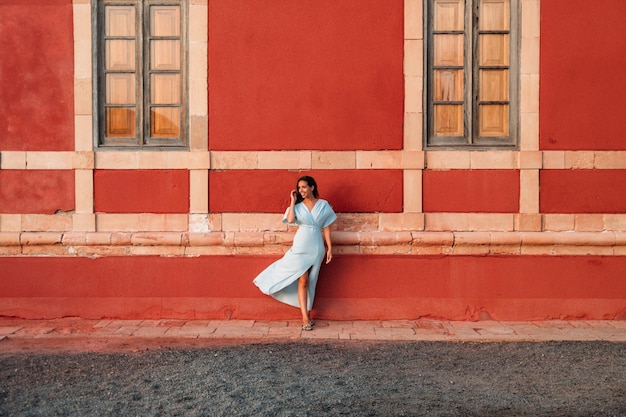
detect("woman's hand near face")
[290,189,297,205]
[286,190,297,224]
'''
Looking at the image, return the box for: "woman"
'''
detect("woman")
[253,176,336,331]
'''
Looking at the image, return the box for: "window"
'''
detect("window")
[425,0,519,148]
[94,0,187,148]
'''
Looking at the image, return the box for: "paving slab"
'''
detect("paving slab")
[0,318,624,354]
[0,327,23,336]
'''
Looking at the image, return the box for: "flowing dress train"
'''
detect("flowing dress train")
[253,199,337,310]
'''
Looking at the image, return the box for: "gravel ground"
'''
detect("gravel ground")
[1,340,625,417]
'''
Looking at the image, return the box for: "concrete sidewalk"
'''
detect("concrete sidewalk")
[1,318,625,348]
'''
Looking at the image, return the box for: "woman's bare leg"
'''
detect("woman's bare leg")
[298,271,310,325]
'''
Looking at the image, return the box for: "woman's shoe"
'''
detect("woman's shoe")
[302,323,313,331]
[308,320,315,327]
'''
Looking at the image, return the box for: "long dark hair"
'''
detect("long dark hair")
[295,176,319,204]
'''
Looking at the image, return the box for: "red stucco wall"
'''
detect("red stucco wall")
[94,170,190,213]
[209,170,403,213]
[540,0,626,150]
[423,170,520,213]
[2,255,625,321]
[2,1,626,324]
[0,170,74,214]
[0,0,74,151]
[208,0,404,151]
[540,170,626,214]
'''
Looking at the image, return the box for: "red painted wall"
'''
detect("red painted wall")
[540,170,626,214]
[209,170,403,213]
[0,170,74,214]
[0,0,74,151]
[540,0,626,150]
[423,170,520,213]
[208,0,404,151]
[94,170,190,213]
[2,255,625,320]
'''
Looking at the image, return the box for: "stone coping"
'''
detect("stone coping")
[1,318,626,346]
[1,231,626,256]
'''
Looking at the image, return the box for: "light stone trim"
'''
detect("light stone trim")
[3,231,626,257]
[3,213,626,234]
[595,152,626,169]
[519,170,539,213]
[520,0,540,151]
[21,214,73,232]
[379,213,425,231]
[75,170,94,214]
[542,151,626,169]
[403,0,424,222]
[7,149,626,170]
[426,150,546,170]
[189,170,209,213]
[0,215,22,232]
[13,149,626,171]
[137,152,210,169]
[72,213,96,232]
[404,170,422,213]
[542,151,565,169]
[26,152,74,170]
[403,112,422,151]
[404,0,422,40]
[356,151,402,169]
[312,151,357,169]
[96,214,189,232]
[257,151,312,170]
[426,151,471,169]
[0,152,27,169]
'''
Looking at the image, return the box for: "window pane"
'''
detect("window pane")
[433,0,464,31]
[98,0,187,148]
[105,6,135,37]
[106,107,136,138]
[106,73,136,104]
[151,74,180,104]
[151,40,180,70]
[434,104,464,137]
[426,0,518,148]
[151,107,180,138]
[434,69,464,101]
[479,34,509,66]
[480,0,510,31]
[479,104,509,136]
[150,6,180,37]
[434,34,464,66]
[106,39,136,70]
[479,69,509,101]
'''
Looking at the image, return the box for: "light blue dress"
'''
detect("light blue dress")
[253,199,337,310]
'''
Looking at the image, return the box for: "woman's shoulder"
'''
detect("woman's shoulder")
[318,199,334,209]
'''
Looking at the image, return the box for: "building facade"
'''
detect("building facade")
[1,0,625,321]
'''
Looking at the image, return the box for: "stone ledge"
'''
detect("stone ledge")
[1,231,626,257]
[3,150,626,170]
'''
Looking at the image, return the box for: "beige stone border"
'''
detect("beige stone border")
[2,231,626,257]
[3,213,626,234]
[6,150,626,171]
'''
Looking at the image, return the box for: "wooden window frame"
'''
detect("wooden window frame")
[424,0,520,149]
[93,0,188,149]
